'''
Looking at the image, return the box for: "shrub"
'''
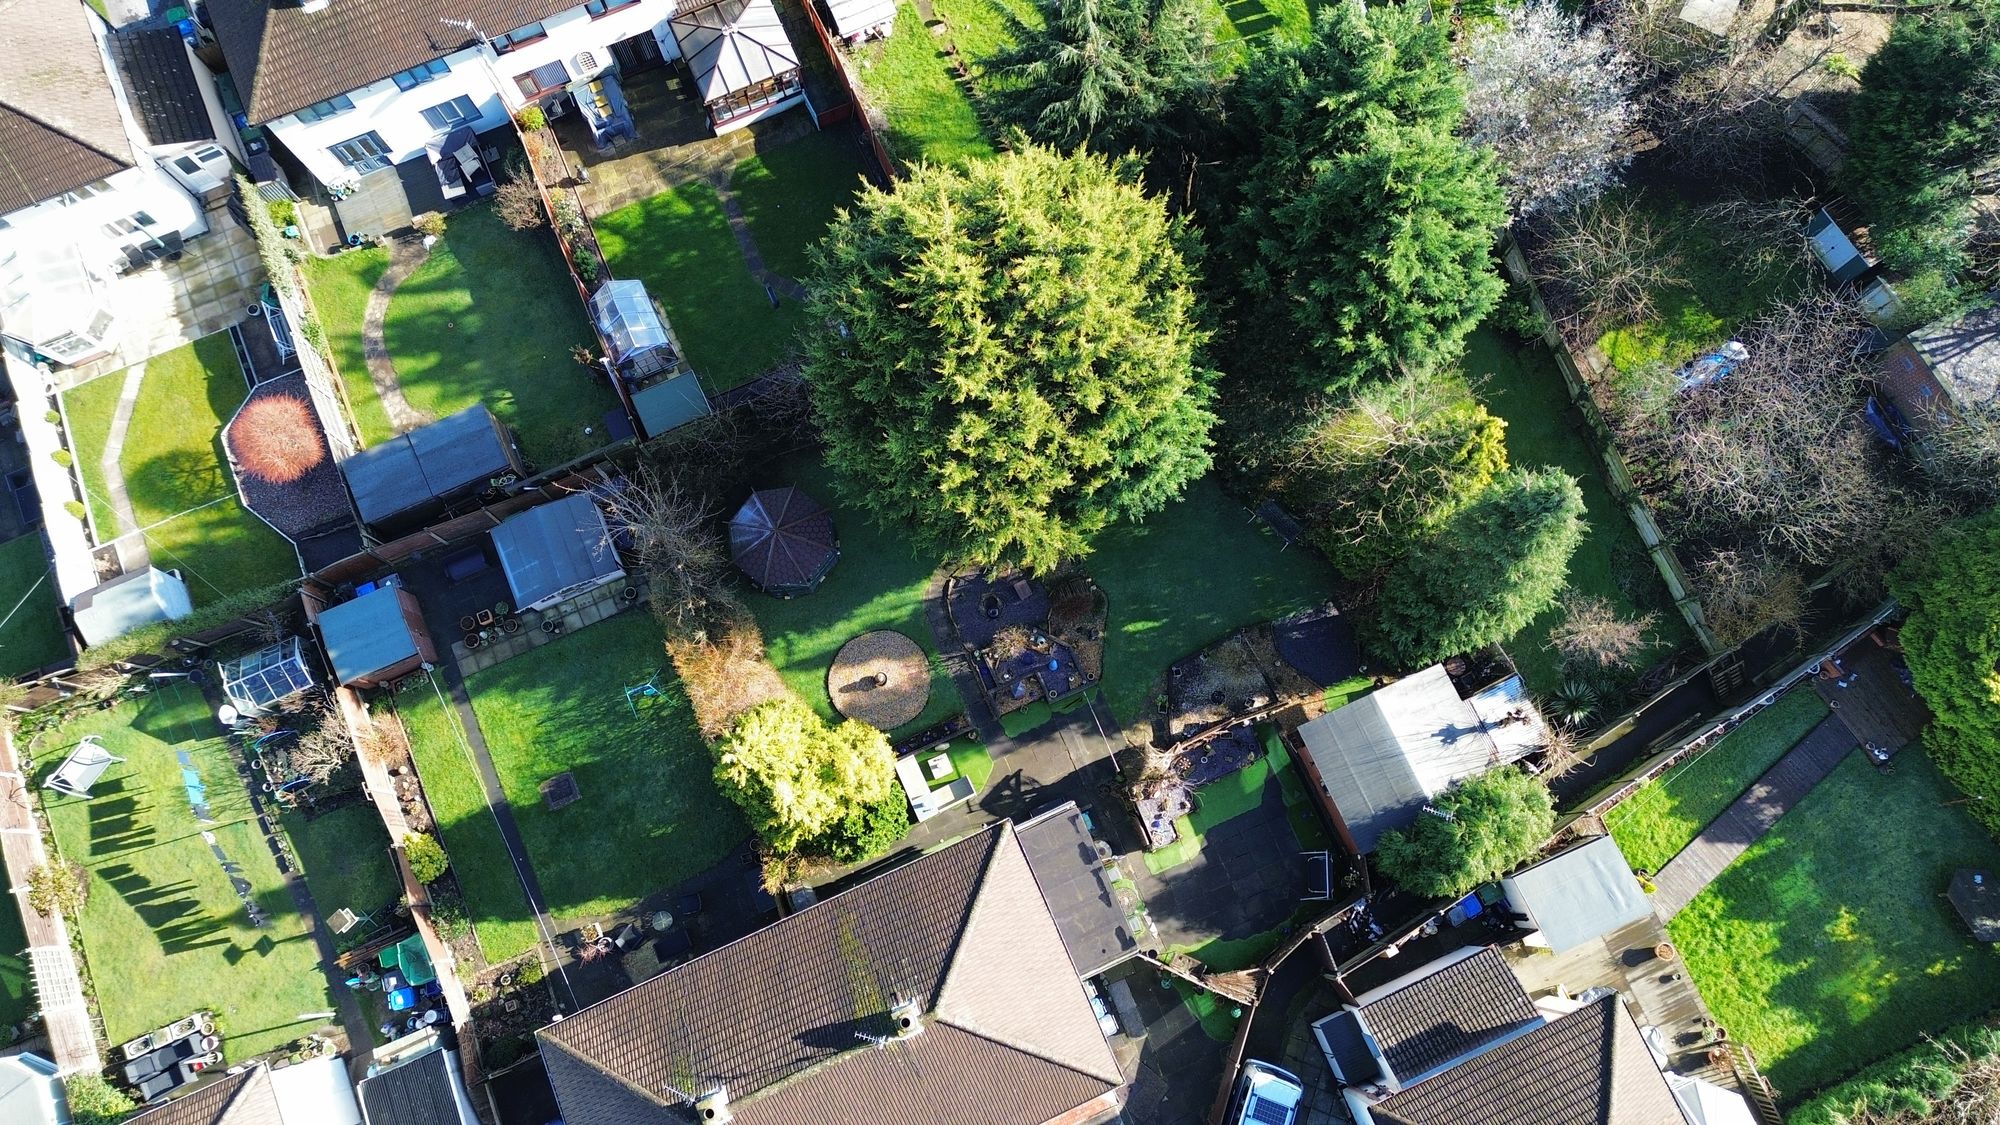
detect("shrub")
[267,199,299,229]
[412,211,448,239]
[714,698,899,856]
[494,179,547,231]
[515,106,547,131]
[63,499,87,522]
[1890,509,2000,834]
[665,614,792,739]
[571,246,602,286]
[50,449,70,468]
[25,860,88,919]
[43,409,59,425]
[64,1075,136,1125]
[403,832,449,884]
[228,395,326,484]
[1376,767,1555,898]
[809,793,913,863]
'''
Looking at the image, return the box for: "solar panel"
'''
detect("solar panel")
[1247,1095,1293,1125]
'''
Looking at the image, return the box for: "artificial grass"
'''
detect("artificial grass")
[997,691,1088,738]
[302,246,394,447]
[854,3,997,169]
[0,533,70,678]
[0,890,30,1029]
[728,130,873,282]
[462,612,748,929]
[395,686,542,964]
[1607,689,1831,874]
[60,337,298,606]
[36,683,335,1058]
[1322,675,1374,713]
[1594,190,1800,373]
[1144,735,1324,874]
[1669,749,2000,1101]
[282,804,401,924]
[744,457,959,738]
[919,738,995,794]
[596,182,808,393]
[1089,477,1335,726]
[1171,975,1243,1042]
[1466,326,1692,693]
[379,206,615,464]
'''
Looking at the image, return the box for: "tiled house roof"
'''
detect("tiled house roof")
[1371,997,1684,1125]
[125,1068,283,1125]
[207,0,589,124]
[536,822,1122,1125]
[0,0,134,213]
[1359,947,1540,1085]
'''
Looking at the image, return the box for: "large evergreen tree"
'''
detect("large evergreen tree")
[1845,0,2000,305]
[1370,466,1585,667]
[803,144,1217,572]
[984,0,1220,157]
[1219,0,1506,394]
[1888,508,2000,835]
[1376,767,1554,898]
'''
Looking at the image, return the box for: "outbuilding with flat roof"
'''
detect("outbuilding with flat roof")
[316,584,434,688]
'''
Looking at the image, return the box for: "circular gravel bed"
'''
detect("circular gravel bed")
[828,630,930,730]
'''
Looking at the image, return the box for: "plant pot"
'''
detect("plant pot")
[1654,942,1677,962]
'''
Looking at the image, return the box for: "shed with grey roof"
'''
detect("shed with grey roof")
[1499,835,1653,954]
[339,406,521,534]
[317,585,434,688]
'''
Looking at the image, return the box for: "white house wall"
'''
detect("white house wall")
[266,0,678,188]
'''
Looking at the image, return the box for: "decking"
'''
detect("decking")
[1649,716,1858,917]
[1814,642,1930,752]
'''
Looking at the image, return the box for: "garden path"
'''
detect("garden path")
[360,238,430,434]
[710,174,808,304]
[0,724,99,1072]
[430,661,578,1009]
[93,361,150,570]
[1650,716,1859,917]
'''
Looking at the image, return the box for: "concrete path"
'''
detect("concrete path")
[0,725,101,1074]
[361,238,431,434]
[96,362,150,571]
[431,661,579,1010]
[711,175,808,304]
[1651,715,1859,917]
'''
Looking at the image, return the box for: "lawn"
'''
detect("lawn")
[1467,326,1692,694]
[1205,0,1313,46]
[36,682,335,1059]
[997,691,1089,738]
[395,686,541,964]
[1088,477,1335,726]
[596,183,808,392]
[1594,189,1800,373]
[728,130,874,282]
[462,611,748,929]
[283,804,401,926]
[0,891,29,1030]
[1669,749,2000,1101]
[61,336,299,605]
[302,246,393,446]
[854,3,997,169]
[918,737,995,794]
[0,532,69,678]
[1607,689,1830,874]
[744,457,960,738]
[378,206,617,464]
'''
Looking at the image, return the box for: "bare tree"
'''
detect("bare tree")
[1828,1032,2000,1124]
[594,470,734,637]
[493,179,547,232]
[1692,549,1807,649]
[1696,193,1818,286]
[1546,593,1659,669]
[1914,407,2000,509]
[1530,197,1683,343]
[1463,0,1639,216]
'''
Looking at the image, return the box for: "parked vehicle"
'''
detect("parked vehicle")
[1085,978,1120,1040]
[1227,1059,1305,1125]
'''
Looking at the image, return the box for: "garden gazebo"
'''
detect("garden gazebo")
[728,486,837,597]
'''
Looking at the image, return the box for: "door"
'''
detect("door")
[329,131,392,174]
[612,31,664,74]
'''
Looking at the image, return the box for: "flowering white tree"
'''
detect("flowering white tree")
[1463,2,1638,216]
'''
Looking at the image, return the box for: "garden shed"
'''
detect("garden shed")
[69,566,193,645]
[489,493,626,612]
[632,374,711,440]
[218,637,317,716]
[1293,665,1546,853]
[728,486,837,597]
[317,584,435,688]
[825,0,896,41]
[1948,869,2000,942]
[340,406,522,534]
[669,0,805,133]
[1498,834,1651,953]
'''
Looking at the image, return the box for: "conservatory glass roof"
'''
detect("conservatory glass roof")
[220,636,317,712]
[589,279,674,365]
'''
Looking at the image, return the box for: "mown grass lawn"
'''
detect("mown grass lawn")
[1607,689,1830,873]
[395,686,541,964]
[36,683,334,1058]
[854,3,998,169]
[1467,326,1692,694]
[283,804,401,925]
[464,611,748,929]
[302,246,393,446]
[729,129,874,282]
[597,183,807,393]
[0,533,69,678]
[1088,477,1335,726]
[60,336,298,605]
[745,457,959,738]
[1670,749,2000,1101]
[380,206,615,464]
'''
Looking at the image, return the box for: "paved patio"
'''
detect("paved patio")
[1128,781,1313,953]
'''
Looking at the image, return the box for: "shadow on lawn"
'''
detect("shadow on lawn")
[124,450,232,527]
[84,783,155,856]
[96,864,225,956]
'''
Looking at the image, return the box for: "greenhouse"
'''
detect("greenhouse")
[219,636,317,715]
